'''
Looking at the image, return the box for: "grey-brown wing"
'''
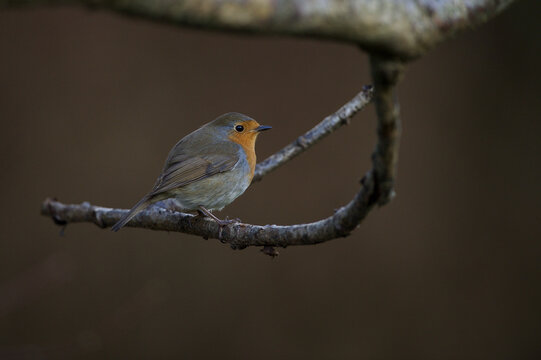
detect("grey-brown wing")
[149,150,239,197]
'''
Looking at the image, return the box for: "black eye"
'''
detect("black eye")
[235,125,244,132]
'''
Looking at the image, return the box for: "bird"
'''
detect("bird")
[111,112,271,232]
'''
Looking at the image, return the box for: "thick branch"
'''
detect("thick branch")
[370,56,403,205]
[253,85,373,182]
[2,0,514,59]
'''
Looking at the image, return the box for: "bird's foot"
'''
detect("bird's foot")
[216,218,237,227]
[197,206,240,226]
[222,216,241,225]
[197,206,241,242]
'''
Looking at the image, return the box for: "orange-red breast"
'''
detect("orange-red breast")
[111,112,271,231]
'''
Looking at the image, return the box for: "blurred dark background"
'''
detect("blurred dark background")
[0,1,540,359]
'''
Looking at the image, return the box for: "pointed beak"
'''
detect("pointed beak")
[255,125,272,132]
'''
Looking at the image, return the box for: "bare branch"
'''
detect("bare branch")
[1,0,515,59]
[370,56,404,205]
[41,178,374,248]
[253,85,373,182]
[41,60,403,250]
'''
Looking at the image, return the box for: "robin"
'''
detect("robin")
[111,112,271,232]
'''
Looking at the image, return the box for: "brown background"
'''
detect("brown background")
[0,2,540,359]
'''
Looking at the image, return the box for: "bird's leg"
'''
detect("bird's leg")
[195,209,207,218]
[197,206,238,227]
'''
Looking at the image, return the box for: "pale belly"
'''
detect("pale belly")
[168,159,252,211]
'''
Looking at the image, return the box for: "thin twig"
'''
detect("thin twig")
[41,63,403,250]
[253,86,373,182]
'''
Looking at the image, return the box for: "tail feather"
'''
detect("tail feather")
[111,195,152,232]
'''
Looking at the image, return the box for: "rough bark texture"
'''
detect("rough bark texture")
[2,0,515,59]
[370,56,403,205]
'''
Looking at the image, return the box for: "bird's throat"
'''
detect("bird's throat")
[228,132,257,180]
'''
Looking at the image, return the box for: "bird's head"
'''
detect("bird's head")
[210,112,271,148]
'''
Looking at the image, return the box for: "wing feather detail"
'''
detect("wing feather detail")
[149,142,240,197]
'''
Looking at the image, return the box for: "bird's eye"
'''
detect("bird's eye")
[235,125,244,132]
